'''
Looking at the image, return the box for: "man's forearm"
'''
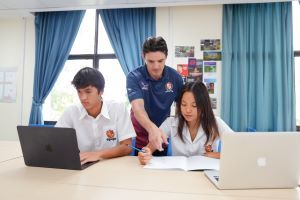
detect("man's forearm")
[133,108,157,133]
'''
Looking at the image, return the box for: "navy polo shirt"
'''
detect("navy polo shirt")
[126,65,183,127]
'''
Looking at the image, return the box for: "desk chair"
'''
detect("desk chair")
[247,127,257,132]
[130,138,136,156]
[166,137,172,156]
[29,124,54,128]
[29,120,56,127]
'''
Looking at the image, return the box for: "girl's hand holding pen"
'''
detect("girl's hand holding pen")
[204,144,220,159]
[138,147,152,165]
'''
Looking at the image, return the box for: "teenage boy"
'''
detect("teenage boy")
[56,67,136,164]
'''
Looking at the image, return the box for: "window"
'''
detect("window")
[293,1,300,129]
[43,9,127,121]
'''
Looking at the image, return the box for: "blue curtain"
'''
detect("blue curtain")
[99,8,156,75]
[29,10,85,125]
[221,2,295,131]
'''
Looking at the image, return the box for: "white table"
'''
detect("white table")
[0,155,299,200]
[0,141,22,163]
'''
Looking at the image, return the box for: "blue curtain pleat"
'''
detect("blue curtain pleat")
[99,8,155,75]
[29,10,85,125]
[222,2,295,131]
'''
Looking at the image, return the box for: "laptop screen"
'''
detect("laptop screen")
[17,126,84,170]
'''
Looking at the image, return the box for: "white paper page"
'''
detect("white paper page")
[144,156,188,170]
[186,156,220,171]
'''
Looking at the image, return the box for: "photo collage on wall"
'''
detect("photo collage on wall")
[175,39,221,109]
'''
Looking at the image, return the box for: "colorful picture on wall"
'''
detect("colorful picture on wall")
[204,61,217,72]
[188,59,203,82]
[203,52,222,61]
[186,76,197,83]
[188,58,197,68]
[204,78,216,94]
[200,39,221,51]
[177,64,188,77]
[175,46,195,57]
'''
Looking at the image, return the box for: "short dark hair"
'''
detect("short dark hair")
[142,36,168,56]
[71,67,105,92]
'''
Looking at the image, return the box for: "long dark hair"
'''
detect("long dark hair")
[176,81,219,145]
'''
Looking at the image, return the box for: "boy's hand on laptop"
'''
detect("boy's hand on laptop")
[138,147,152,165]
[80,152,102,165]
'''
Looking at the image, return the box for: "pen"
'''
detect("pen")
[127,144,145,153]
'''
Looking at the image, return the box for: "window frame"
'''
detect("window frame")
[44,9,118,122]
[295,51,300,131]
[68,9,117,69]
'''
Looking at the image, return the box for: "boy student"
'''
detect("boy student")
[126,36,184,156]
[56,67,136,164]
[138,81,233,165]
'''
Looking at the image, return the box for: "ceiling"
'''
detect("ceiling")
[0,0,293,18]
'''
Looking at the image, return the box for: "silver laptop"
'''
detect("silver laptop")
[205,132,300,189]
[17,125,97,170]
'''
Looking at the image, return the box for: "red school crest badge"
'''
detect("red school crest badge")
[106,130,116,141]
[165,82,173,92]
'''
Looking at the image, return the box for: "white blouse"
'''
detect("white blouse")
[159,116,233,156]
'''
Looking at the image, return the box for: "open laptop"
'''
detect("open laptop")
[204,132,300,189]
[17,125,97,170]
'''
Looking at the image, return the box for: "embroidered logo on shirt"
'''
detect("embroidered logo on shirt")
[140,81,149,90]
[106,130,116,141]
[165,82,174,93]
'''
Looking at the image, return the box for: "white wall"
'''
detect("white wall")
[157,5,223,115]
[0,16,35,140]
[0,5,222,140]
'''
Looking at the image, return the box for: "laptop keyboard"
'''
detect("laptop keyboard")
[213,175,219,182]
[81,161,97,169]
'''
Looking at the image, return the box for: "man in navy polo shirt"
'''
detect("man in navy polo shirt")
[126,36,183,156]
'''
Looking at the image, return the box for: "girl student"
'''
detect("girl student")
[138,81,233,164]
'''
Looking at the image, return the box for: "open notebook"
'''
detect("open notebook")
[144,156,219,171]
